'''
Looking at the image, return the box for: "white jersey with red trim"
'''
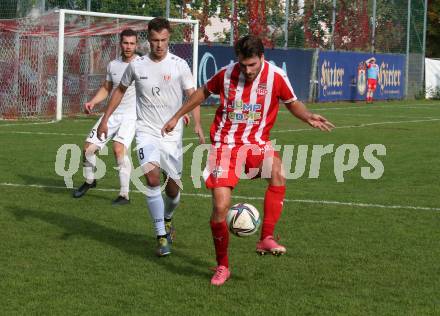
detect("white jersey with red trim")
[120,53,194,141]
[206,60,297,147]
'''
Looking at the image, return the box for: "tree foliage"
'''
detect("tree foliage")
[426,0,440,57]
[13,0,431,54]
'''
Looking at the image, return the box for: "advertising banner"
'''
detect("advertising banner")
[317,51,405,101]
[197,45,313,103]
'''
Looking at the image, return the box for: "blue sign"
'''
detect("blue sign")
[197,45,313,103]
[317,51,405,101]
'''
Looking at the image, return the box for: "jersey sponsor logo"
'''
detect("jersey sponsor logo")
[256,83,267,96]
[140,76,148,80]
[226,100,262,124]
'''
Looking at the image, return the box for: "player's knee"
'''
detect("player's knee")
[113,143,126,160]
[212,200,230,217]
[145,172,161,187]
[270,161,286,186]
[113,148,124,160]
[164,178,180,198]
[84,143,98,156]
[82,144,98,166]
[273,170,286,186]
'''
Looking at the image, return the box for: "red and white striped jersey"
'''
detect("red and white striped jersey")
[206,60,297,147]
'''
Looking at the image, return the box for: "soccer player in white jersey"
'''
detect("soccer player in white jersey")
[73,29,139,205]
[97,18,205,256]
[162,35,334,285]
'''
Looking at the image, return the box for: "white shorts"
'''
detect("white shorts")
[86,114,136,149]
[136,131,183,180]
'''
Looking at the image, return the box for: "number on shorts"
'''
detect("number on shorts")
[89,129,95,138]
[139,148,144,160]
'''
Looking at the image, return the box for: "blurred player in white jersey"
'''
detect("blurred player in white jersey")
[97,18,205,256]
[73,29,139,205]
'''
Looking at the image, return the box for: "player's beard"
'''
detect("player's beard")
[245,64,262,82]
[122,50,134,60]
[151,48,166,61]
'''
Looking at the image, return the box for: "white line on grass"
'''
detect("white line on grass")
[1,182,439,212]
[0,120,57,127]
[311,104,439,111]
[4,131,84,136]
[0,103,438,126]
[1,118,439,140]
[200,104,440,116]
[271,118,440,134]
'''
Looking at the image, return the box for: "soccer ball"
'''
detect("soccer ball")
[226,203,261,237]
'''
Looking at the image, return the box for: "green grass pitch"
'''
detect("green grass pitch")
[1,100,439,314]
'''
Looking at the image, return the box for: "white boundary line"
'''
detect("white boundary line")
[271,118,440,134]
[1,182,439,212]
[0,131,84,136]
[1,102,439,126]
[0,120,57,127]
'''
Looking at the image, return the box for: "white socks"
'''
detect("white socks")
[164,191,180,220]
[146,186,166,237]
[83,152,96,184]
[117,155,131,198]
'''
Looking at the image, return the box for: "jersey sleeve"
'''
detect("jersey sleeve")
[276,71,297,103]
[120,62,135,88]
[205,69,224,95]
[180,61,195,90]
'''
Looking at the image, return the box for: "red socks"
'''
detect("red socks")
[210,220,229,267]
[210,185,286,265]
[261,185,286,240]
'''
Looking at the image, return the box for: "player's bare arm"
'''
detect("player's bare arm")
[162,85,211,136]
[84,80,113,114]
[97,84,128,140]
[285,100,335,132]
[185,87,206,144]
[181,88,195,126]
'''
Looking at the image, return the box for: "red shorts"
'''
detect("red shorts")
[203,143,279,189]
[368,78,377,91]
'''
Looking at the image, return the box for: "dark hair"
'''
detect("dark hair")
[148,17,172,34]
[234,35,264,58]
[120,28,137,42]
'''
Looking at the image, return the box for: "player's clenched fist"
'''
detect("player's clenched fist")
[161,117,178,136]
[84,102,95,114]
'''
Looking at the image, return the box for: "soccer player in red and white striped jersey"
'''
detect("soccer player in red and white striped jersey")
[162,35,334,286]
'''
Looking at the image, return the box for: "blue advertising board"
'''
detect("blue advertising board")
[317,51,405,101]
[197,45,313,103]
